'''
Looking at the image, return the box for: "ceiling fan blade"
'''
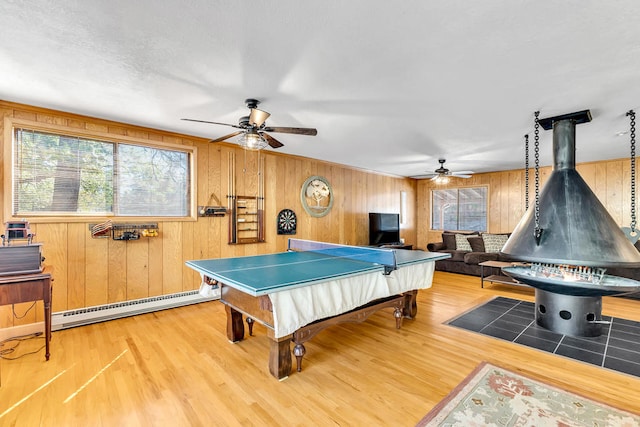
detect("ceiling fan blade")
[262,133,284,149]
[454,174,472,179]
[263,126,317,136]
[210,131,244,143]
[181,118,242,129]
[452,170,474,175]
[249,108,271,127]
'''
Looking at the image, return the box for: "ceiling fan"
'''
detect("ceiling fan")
[414,159,474,181]
[181,99,317,150]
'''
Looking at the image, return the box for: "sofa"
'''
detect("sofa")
[426,231,512,277]
[427,231,640,299]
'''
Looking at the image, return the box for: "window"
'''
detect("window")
[11,127,193,218]
[431,186,487,231]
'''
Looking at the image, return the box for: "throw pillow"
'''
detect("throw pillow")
[467,236,485,252]
[482,233,510,253]
[442,233,456,250]
[454,233,472,251]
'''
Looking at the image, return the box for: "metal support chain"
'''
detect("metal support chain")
[628,109,637,234]
[524,134,529,210]
[533,111,542,244]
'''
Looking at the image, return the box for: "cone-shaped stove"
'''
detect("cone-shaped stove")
[500,110,640,337]
[501,110,640,267]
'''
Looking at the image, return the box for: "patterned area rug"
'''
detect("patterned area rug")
[416,362,640,427]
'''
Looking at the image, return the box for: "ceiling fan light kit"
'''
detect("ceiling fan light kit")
[238,130,269,150]
[182,98,317,151]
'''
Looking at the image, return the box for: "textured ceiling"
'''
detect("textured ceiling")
[2,1,640,177]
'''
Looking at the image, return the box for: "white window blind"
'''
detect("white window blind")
[13,128,191,217]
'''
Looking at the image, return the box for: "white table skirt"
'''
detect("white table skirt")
[267,261,435,338]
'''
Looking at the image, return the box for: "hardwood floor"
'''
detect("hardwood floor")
[1,271,639,426]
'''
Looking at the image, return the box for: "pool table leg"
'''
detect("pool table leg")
[403,290,418,319]
[246,317,254,336]
[225,305,245,342]
[267,330,292,380]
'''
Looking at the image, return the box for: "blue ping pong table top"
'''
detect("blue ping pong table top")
[186,248,449,297]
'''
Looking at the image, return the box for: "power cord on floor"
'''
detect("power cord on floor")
[0,332,45,360]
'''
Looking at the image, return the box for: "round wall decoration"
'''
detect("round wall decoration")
[277,209,297,235]
[300,175,333,218]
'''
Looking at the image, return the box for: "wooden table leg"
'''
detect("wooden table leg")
[394,305,404,329]
[44,277,51,361]
[267,330,292,380]
[246,317,254,336]
[293,342,306,372]
[225,305,245,342]
[403,290,418,319]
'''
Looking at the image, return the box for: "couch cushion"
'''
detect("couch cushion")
[442,233,456,250]
[482,233,510,253]
[454,234,472,251]
[467,235,485,252]
[426,242,445,252]
[464,252,499,264]
[444,250,469,262]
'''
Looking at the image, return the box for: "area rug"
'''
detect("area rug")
[416,362,640,427]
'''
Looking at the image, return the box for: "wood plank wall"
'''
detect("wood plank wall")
[417,157,635,249]
[0,101,417,329]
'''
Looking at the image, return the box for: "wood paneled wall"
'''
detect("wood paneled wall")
[417,158,636,249]
[0,101,417,329]
[3,100,633,331]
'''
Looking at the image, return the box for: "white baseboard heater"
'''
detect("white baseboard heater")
[52,289,220,331]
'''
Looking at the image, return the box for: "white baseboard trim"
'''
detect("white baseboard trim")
[51,288,220,331]
[1,289,220,337]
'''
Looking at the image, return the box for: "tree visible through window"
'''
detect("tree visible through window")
[431,187,487,231]
[13,128,191,217]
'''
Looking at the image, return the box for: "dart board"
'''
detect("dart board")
[277,209,297,235]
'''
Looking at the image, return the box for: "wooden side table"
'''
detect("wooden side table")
[0,272,52,360]
[479,260,524,289]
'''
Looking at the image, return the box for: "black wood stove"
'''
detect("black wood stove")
[500,110,640,337]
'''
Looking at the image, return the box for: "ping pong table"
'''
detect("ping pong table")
[186,239,449,380]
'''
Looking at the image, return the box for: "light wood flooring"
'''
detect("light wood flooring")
[1,271,639,426]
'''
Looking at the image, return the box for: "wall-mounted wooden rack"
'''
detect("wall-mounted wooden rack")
[229,196,264,244]
[89,223,159,240]
[227,151,266,244]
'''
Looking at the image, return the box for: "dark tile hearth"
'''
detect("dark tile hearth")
[447,297,640,378]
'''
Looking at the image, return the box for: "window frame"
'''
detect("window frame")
[4,117,198,223]
[430,185,489,232]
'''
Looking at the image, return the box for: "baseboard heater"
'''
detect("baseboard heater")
[51,289,220,331]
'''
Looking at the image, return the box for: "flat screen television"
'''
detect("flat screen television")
[368,212,401,246]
